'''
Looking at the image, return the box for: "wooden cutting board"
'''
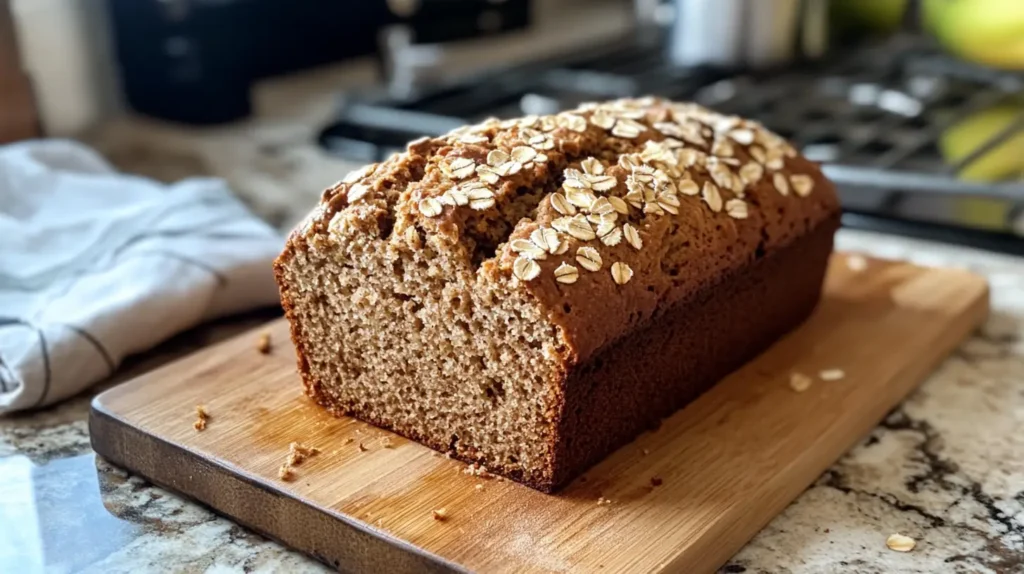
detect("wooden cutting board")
[90,253,989,574]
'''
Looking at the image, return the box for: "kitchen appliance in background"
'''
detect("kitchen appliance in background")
[318,0,1024,255]
[0,0,38,142]
[105,0,531,125]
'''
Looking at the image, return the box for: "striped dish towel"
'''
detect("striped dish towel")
[0,140,283,413]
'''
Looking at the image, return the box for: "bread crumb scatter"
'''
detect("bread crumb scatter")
[819,369,846,381]
[256,332,272,354]
[886,533,916,552]
[475,484,485,491]
[193,405,209,431]
[596,497,613,506]
[278,465,296,481]
[789,372,813,392]
[463,463,493,479]
[847,254,868,272]
[344,437,355,445]
[288,442,321,466]
[432,508,449,521]
[381,437,393,448]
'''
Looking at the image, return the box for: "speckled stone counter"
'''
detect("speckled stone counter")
[3,56,1024,573]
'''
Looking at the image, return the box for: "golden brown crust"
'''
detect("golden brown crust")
[274,97,842,491]
[282,97,839,364]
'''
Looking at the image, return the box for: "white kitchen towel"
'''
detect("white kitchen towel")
[0,139,283,414]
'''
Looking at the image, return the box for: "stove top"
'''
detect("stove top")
[319,32,1024,255]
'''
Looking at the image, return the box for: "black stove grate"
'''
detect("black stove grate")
[319,32,1024,254]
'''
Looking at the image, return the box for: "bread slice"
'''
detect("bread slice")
[274,97,840,492]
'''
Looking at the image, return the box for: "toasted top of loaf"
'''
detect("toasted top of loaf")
[283,97,840,362]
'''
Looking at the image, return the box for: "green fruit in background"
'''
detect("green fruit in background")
[831,0,908,35]
[940,103,1024,182]
[923,0,1024,69]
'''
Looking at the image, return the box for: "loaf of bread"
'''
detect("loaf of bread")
[274,97,840,492]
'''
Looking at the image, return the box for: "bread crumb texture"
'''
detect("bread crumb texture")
[193,405,209,431]
[256,332,272,354]
[789,372,813,392]
[278,465,296,482]
[274,97,840,490]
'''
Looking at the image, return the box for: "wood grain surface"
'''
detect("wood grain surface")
[90,253,990,574]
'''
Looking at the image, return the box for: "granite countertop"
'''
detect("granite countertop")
[3,33,1024,573]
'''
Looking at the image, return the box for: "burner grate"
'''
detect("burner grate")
[319,33,1024,254]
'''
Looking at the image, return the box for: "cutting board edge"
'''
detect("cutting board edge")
[88,401,469,574]
[85,256,994,574]
[666,273,991,573]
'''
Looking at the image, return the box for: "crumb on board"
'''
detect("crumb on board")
[650,477,663,487]
[463,463,493,479]
[432,508,449,521]
[846,254,868,272]
[344,437,355,445]
[886,533,916,552]
[278,464,296,481]
[819,368,846,382]
[475,484,484,491]
[641,448,650,456]
[288,442,321,466]
[193,405,209,431]
[596,497,613,506]
[789,372,813,392]
[256,332,272,354]
[381,436,393,448]
[358,442,368,452]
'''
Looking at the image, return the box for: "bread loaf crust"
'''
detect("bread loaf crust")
[275,97,841,491]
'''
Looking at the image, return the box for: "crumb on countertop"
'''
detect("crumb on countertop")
[475,484,484,491]
[257,332,272,354]
[597,497,613,506]
[886,533,916,552]
[432,508,449,521]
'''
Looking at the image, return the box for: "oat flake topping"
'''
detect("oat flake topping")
[323,97,820,291]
